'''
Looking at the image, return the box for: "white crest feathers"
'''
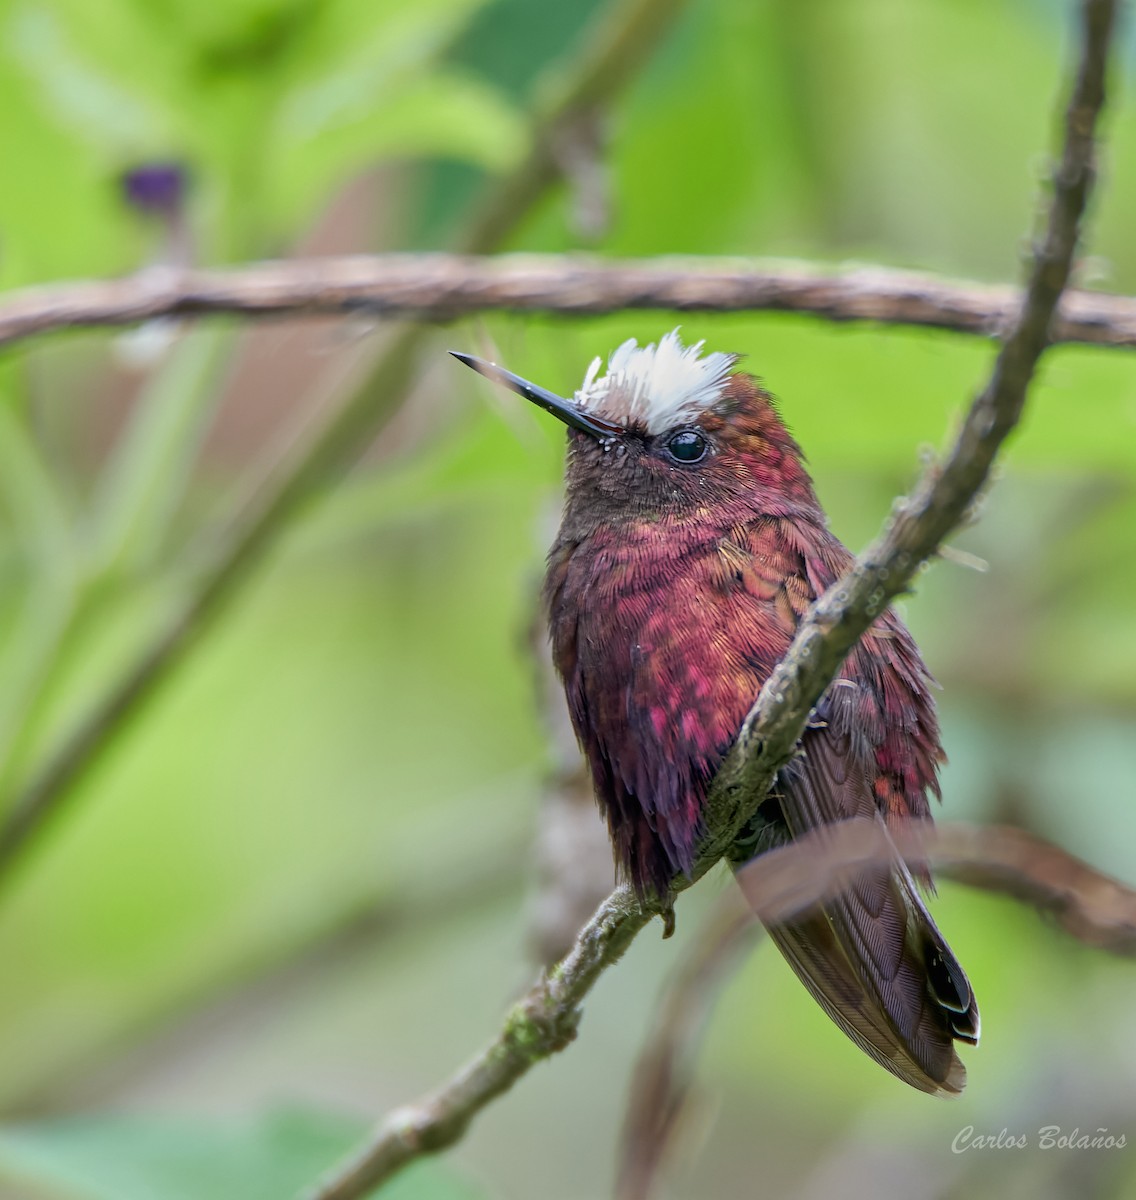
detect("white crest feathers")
[574,329,738,433]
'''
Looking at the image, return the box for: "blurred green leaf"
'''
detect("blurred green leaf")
[267,69,526,229]
[0,1110,485,1200]
[0,0,515,269]
[4,5,162,149]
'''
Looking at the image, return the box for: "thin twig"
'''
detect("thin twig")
[733,819,1136,956]
[0,0,692,887]
[307,5,1120,1198]
[934,823,1136,954]
[454,0,690,254]
[617,894,761,1200]
[3,256,1136,351]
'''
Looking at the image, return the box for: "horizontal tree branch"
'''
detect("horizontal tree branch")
[934,823,1136,953]
[737,819,1136,956]
[308,3,1119,1197]
[3,256,1136,352]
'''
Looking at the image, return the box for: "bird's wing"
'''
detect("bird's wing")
[774,717,978,1094]
[733,516,979,1094]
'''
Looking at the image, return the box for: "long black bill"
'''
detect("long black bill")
[450,352,624,439]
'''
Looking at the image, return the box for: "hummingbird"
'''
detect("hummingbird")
[452,331,979,1095]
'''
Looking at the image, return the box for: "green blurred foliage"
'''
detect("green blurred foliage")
[0,0,1134,1198]
[0,1111,483,1200]
[0,0,523,275]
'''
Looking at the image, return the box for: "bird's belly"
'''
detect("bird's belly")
[573,546,772,782]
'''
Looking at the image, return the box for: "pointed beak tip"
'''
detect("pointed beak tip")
[450,351,493,385]
[447,349,623,440]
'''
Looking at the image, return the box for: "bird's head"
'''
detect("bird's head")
[452,329,819,530]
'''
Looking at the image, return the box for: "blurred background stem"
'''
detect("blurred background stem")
[0,328,235,797]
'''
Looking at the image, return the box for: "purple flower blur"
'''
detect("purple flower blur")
[121,163,188,218]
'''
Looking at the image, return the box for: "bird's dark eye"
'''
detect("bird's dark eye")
[664,429,708,464]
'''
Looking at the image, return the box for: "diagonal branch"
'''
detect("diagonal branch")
[306,3,1120,1198]
[695,0,1116,860]
[3,256,1136,351]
